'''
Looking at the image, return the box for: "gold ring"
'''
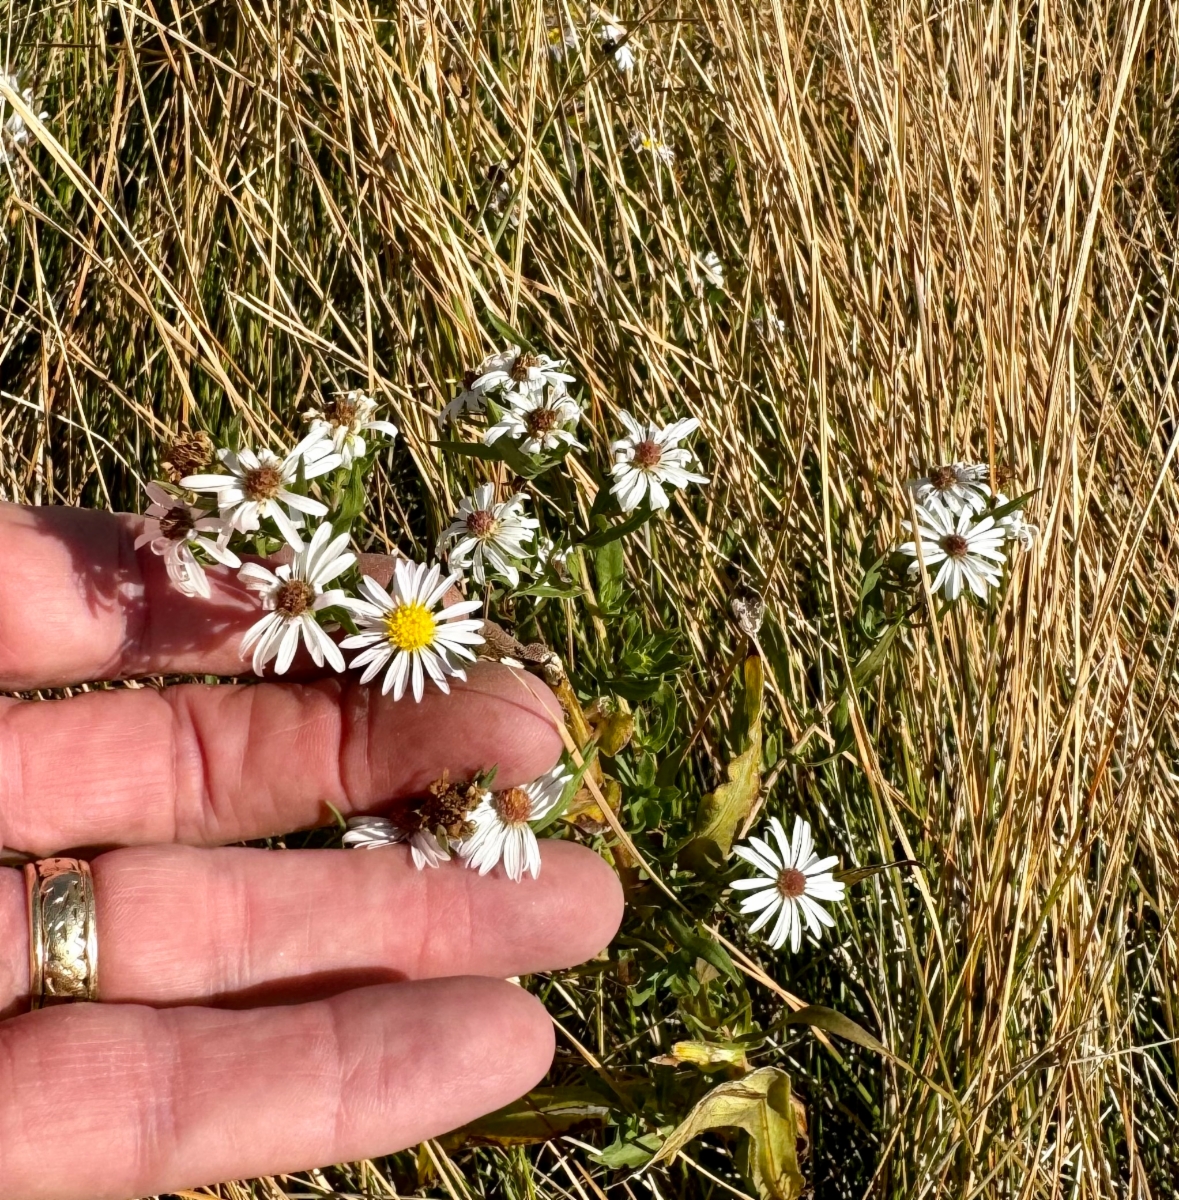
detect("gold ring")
[25,858,99,1008]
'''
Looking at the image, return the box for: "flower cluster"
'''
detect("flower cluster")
[343,763,573,882]
[135,394,486,698]
[898,462,1036,602]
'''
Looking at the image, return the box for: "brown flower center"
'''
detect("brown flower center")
[463,369,478,390]
[929,465,957,491]
[526,407,559,436]
[510,352,540,382]
[633,439,662,469]
[494,787,533,825]
[244,464,284,501]
[275,579,315,617]
[777,867,807,899]
[320,395,359,427]
[466,509,498,538]
[158,506,195,540]
[941,533,969,558]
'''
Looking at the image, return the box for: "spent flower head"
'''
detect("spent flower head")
[733,816,845,953]
[341,560,484,701]
[304,390,398,468]
[909,462,991,517]
[134,483,240,599]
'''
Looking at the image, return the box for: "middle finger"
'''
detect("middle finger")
[0,661,561,855]
[0,841,623,1015]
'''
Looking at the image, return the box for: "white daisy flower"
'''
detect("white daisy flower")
[631,130,675,164]
[0,75,47,164]
[471,344,575,398]
[732,816,846,953]
[695,250,725,289]
[342,816,450,870]
[898,502,1008,601]
[304,391,398,468]
[439,483,540,587]
[134,483,241,599]
[237,522,356,675]
[439,368,491,426]
[182,433,342,550]
[909,462,991,517]
[459,765,572,882]
[994,493,1038,549]
[484,390,584,455]
[610,412,710,512]
[340,560,484,702]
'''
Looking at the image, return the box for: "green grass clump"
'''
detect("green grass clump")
[3,0,1179,1195]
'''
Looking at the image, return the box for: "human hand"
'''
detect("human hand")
[0,502,623,1200]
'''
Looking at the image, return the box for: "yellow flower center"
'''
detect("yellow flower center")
[384,601,436,653]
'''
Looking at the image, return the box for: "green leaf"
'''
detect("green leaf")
[988,488,1038,523]
[682,655,765,865]
[432,439,504,461]
[851,616,904,687]
[442,1087,610,1148]
[665,912,741,982]
[779,1005,891,1058]
[581,508,651,547]
[594,538,626,614]
[595,1132,664,1168]
[652,1067,805,1200]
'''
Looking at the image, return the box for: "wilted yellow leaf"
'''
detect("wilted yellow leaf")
[652,1066,805,1200]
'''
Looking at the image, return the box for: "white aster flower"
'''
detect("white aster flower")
[304,391,398,468]
[695,250,725,289]
[237,521,356,675]
[0,75,47,164]
[342,816,450,870]
[472,344,575,398]
[439,483,540,587]
[631,129,675,164]
[439,367,491,426]
[994,493,1038,549]
[134,483,241,599]
[752,313,787,342]
[909,462,991,517]
[899,502,1008,601]
[182,432,342,550]
[341,560,484,702]
[484,389,584,455]
[459,765,572,882]
[610,412,709,512]
[732,816,845,953]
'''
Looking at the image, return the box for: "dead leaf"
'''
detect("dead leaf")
[651,1040,751,1072]
[441,1087,611,1149]
[652,1066,805,1200]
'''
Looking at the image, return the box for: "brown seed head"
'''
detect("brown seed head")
[777,867,807,899]
[244,463,284,501]
[161,431,214,482]
[275,579,315,617]
[633,439,663,469]
[929,465,957,491]
[941,533,969,558]
[157,506,195,541]
[320,394,360,427]
[466,508,498,538]
[416,772,483,840]
[494,787,534,825]
[510,352,540,382]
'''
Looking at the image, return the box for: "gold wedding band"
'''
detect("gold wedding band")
[25,858,99,1008]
